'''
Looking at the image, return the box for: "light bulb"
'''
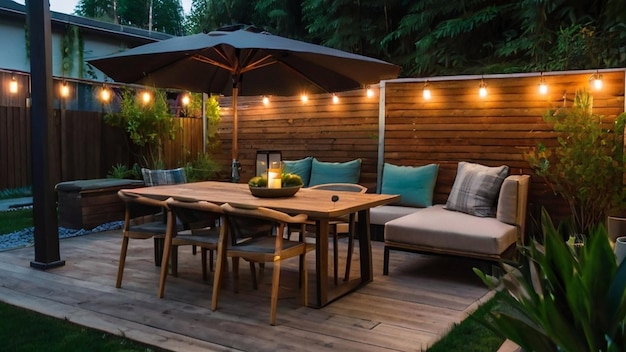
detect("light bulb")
[142,91,151,104]
[300,94,308,103]
[422,82,431,100]
[539,82,548,95]
[332,94,339,104]
[60,82,69,98]
[262,96,269,105]
[9,76,17,94]
[100,87,111,102]
[181,94,190,106]
[593,75,603,90]
[478,82,487,98]
[366,87,374,98]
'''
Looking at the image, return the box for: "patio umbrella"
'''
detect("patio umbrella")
[88,26,400,181]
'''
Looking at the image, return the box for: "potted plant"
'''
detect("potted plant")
[475,209,626,351]
[524,89,626,237]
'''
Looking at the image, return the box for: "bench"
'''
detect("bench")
[56,178,145,229]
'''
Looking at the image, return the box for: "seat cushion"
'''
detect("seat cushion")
[445,162,509,217]
[370,205,421,225]
[283,157,313,187]
[384,205,517,256]
[308,158,361,187]
[381,163,438,207]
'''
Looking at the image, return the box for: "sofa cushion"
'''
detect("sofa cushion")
[370,205,421,225]
[381,163,438,207]
[283,156,313,187]
[141,167,187,186]
[308,158,361,187]
[445,162,509,217]
[384,205,518,256]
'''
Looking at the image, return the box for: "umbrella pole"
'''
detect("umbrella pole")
[231,86,240,182]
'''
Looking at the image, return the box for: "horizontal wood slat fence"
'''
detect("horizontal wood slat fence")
[1,69,624,236]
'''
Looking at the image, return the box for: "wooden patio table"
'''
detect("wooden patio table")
[122,181,399,308]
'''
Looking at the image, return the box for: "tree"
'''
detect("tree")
[185,0,258,34]
[302,0,402,60]
[76,0,185,35]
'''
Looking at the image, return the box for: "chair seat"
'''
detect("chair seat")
[229,236,306,255]
[130,221,174,234]
[172,227,220,246]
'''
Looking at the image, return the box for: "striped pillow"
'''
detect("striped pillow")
[445,162,509,217]
[141,167,187,186]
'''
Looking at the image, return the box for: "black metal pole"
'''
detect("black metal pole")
[27,0,64,269]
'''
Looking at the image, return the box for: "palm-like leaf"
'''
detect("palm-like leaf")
[476,208,626,352]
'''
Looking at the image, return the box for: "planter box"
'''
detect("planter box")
[56,179,145,230]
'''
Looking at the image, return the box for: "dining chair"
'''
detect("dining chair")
[307,183,367,284]
[158,198,224,298]
[213,203,309,326]
[116,190,176,288]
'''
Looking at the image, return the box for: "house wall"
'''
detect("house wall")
[0,1,171,80]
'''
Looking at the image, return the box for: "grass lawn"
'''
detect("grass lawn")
[0,200,506,351]
[0,302,168,352]
[0,208,32,234]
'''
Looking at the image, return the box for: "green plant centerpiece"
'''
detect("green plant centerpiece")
[248,173,304,188]
[474,209,626,351]
[524,89,626,237]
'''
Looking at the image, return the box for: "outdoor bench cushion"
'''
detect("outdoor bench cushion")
[384,204,518,256]
[55,178,145,192]
[370,205,420,225]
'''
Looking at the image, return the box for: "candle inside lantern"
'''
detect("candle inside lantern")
[267,161,282,189]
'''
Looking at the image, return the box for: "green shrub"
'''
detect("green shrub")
[184,153,221,182]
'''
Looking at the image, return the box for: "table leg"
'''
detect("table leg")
[315,219,329,307]
[357,209,373,283]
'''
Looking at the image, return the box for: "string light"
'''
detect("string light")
[100,84,111,102]
[262,95,270,106]
[9,75,17,94]
[142,91,151,104]
[422,81,431,100]
[332,94,339,104]
[366,86,374,98]
[60,81,69,98]
[538,73,548,95]
[181,93,190,106]
[478,79,487,98]
[591,71,603,90]
[300,94,308,103]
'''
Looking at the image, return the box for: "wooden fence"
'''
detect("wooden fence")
[2,69,625,233]
[0,106,204,189]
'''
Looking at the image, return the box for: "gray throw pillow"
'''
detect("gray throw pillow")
[445,162,509,217]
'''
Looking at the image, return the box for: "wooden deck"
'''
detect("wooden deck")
[0,230,493,351]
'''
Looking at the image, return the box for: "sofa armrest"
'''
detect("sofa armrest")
[496,175,530,243]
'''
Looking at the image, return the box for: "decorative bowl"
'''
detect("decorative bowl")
[248,185,301,198]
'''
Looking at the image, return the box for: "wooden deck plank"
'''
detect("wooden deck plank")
[0,230,492,351]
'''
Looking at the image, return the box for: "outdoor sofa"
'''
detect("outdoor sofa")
[366,161,530,274]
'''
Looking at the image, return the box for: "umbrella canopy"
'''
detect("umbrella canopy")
[88,27,400,180]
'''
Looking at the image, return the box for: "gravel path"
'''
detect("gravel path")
[0,206,123,252]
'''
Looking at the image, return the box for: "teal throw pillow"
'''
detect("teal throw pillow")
[381,163,439,207]
[283,157,313,187]
[308,158,362,187]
